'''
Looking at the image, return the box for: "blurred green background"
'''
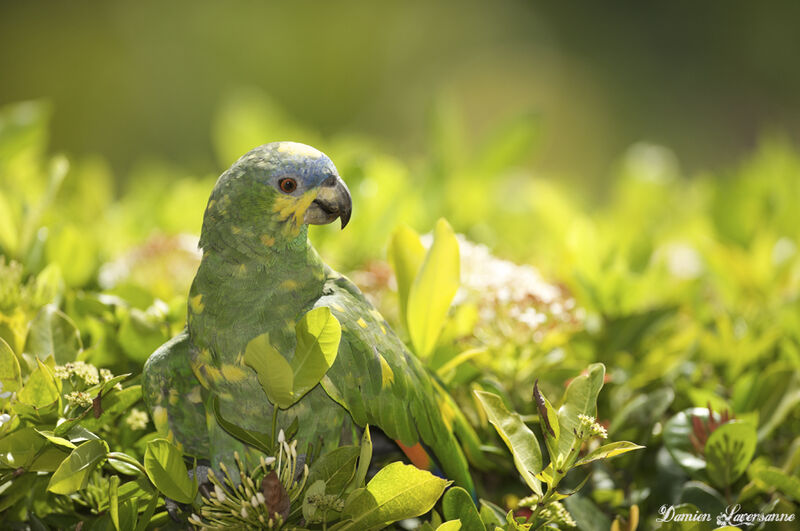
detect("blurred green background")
[2,0,800,185]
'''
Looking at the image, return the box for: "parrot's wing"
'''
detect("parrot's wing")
[143,329,210,458]
[316,273,481,492]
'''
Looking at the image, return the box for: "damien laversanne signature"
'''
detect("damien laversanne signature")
[657,504,796,526]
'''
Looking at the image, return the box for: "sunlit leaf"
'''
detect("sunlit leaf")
[244,333,294,409]
[705,421,756,488]
[474,390,542,496]
[407,218,460,358]
[556,364,605,465]
[388,224,425,331]
[292,306,341,399]
[47,439,108,495]
[143,438,196,503]
[574,441,645,467]
[340,462,450,531]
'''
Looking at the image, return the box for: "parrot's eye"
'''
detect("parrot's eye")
[278,178,297,194]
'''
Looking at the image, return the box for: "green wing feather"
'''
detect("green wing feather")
[142,329,210,457]
[318,271,482,492]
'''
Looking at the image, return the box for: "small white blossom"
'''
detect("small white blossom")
[125,408,149,430]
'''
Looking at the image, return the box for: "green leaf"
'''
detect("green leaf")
[705,421,756,488]
[563,495,610,531]
[47,439,108,495]
[474,390,542,496]
[25,305,82,364]
[574,441,645,467]
[352,425,372,490]
[340,462,450,531]
[443,486,484,531]
[307,445,360,495]
[109,475,121,531]
[749,464,800,501]
[557,364,605,466]
[210,396,272,454]
[143,438,196,503]
[436,522,462,531]
[0,336,21,393]
[407,218,460,358]
[533,380,560,460]
[244,332,294,408]
[17,358,60,411]
[663,408,712,475]
[292,306,341,399]
[0,427,48,468]
[388,224,425,331]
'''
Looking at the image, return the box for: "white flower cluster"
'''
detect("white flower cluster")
[65,391,93,408]
[453,236,584,342]
[55,361,100,385]
[125,408,149,430]
[578,414,608,439]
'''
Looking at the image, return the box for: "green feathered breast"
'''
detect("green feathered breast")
[143,141,479,492]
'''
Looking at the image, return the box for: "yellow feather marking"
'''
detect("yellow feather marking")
[221,364,247,382]
[357,317,368,329]
[204,366,222,384]
[277,142,323,159]
[378,353,394,386]
[152,406,168,431]
[231,225,241,234]
[237,263,248,275]
[261,234,276,246]
[190,293,204,313]
[439,398,455,431]
[168,389,179,405]
[380,324,387,335]
[332,303,345,312]
[281,279,298,290]
[207,199,216,209]
[187,386,202,404]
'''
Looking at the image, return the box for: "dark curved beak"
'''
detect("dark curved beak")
[304,176,352,229]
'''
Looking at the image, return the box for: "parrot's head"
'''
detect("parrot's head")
[201,141,352,251]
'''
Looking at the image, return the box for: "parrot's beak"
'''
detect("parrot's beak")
[304,176,352,229]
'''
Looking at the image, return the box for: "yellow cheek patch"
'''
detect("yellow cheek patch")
[221,364,248,382]
[190,294,205,313]
[272,190,318,235]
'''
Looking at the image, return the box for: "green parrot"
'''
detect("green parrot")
[143,142,481,493]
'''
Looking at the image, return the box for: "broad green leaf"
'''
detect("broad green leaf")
[292,307,341,399]
[677,481,726,517]
[663,408,713,475]
[244,333,294,409]
[443,486,484,531]
[135,488,160,531]
[563,495,610,531]
[307,445,360,495]
[35,429,76,450]
[436,522,462,531]
[574,441,645,467]
[705,421,756,488]
[407,218,460,358]
[341,462,450,531]
[17,358,60,410]
[25,305,82,364]
[210,396,272,454]
[0,427,48,468]
[474,390,542,496]
[749,464,800,501]
[47,439,108,495]
[0,336,21,393]
[144,438,196,503]
[557,363,605,465]
[388,224,425,330]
